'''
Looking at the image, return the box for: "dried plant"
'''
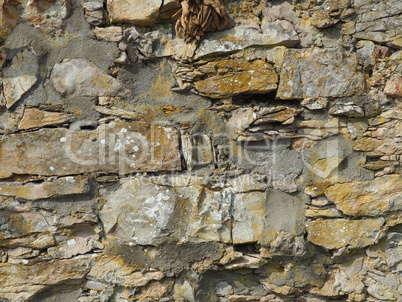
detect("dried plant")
[173,0,228,43]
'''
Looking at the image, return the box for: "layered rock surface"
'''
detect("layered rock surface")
[0,0,401,301]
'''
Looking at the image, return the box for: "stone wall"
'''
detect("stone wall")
[0,0,401,301]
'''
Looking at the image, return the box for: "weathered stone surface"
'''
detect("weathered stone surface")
[344,0,402,47]
[95,105,143,120]
[50,59,130,98]
[124,27,197,60]
[194,58,278,99]
[277,48,366,100]
[18,108,73,130]
[0,121,181,178]
[0,211,53,240]
[0,0,70,42]
[107,0,162,26]
[100,176,232,245]
[366,273,402,301]
[196,25,299,58]
[48,233,99,259]
[384,78,402,97]
[306,218,385,250]
[257,259,327,288]
[224,255,266,270]
[334,257,365,294]
[24,0,71,32]
[88,255,164,287]
[325,175,402,217]
[232,192,267,244]
[0,255,98,301]
[0,233,56,249]
[0,176,90,200]
[2,48,39,109]
[305,207,343,218]
[93,26,123,42]
[181,134,214,170]
[0,0,20,42]
[311,157,344,179]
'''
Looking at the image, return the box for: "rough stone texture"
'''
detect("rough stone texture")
[1,0,402,300]
[196,25,299,58]
[50,58,130,98]
[0,175,90,200]
[0,121,181,178]
[325,175,402,217]
[107,0,162,26]
[193,58,278,99]
[2,48,38,109]
[306,218,385,249]
[93,26,123,42]
[277,48,366,99]
[18,108,73,130]
[0,255,98,301]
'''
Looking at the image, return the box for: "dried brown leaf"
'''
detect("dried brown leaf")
[174,0,227,43]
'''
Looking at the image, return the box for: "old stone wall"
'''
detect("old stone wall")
[0,0,401,301]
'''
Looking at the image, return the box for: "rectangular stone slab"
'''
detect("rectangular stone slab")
[0,175,90,200]
[0,121,181,178]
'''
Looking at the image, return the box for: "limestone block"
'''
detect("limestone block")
[277,48,366,99]
[0,121,181,178]
[194,58,278,99]
[232,192,267,244]
[93,26,123,42]
[107,0,162,26]
[306,218,385,249]
[196,25,299,58]
[0,175,90,200]
[50,58,130,98]
[325,175,402,217]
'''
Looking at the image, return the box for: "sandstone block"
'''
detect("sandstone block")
[306,218,385,249]
[325,175,402,217]
[93,26,123,42]
[107,0,162,26]
[194,58,278,99]
[0,176,90,200]
[0,121,181,178]
[18,108,73,130]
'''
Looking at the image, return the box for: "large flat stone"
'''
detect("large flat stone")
[277,48,366,99]
[194,58,278,99]
[232,192,267,244]
[100,176,232,245]
[107,0,162,26]
[100,175,272,245]
[306,218,385,250]
[50,58,130,98]
[325,175,402,217]
[0,175,90,200]
[0,121,181,178]
[18,108,73,130]
[195,25,299,58]
[0,211,53,240]
[2,49,38,109]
